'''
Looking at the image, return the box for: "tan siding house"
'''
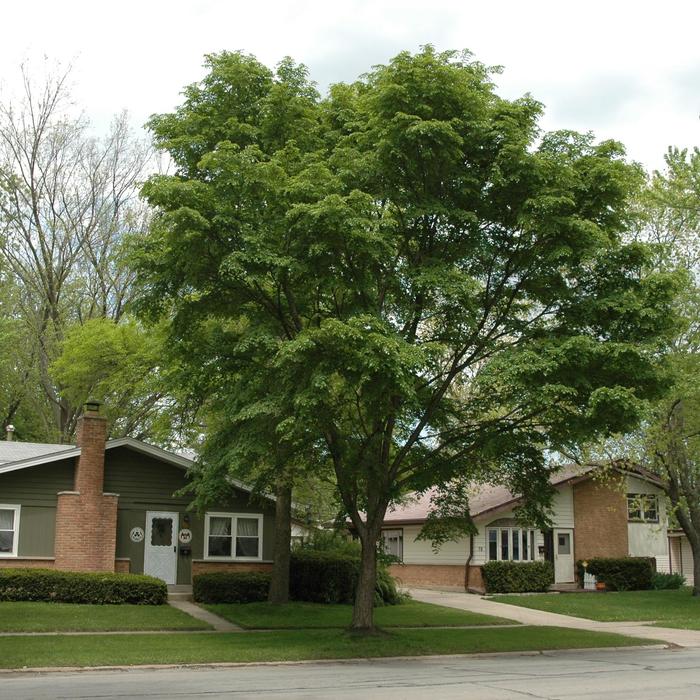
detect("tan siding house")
[380,465,670,592]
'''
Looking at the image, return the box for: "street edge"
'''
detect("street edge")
[0,644,671,676]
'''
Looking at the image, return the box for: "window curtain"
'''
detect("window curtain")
[237,518,258,537]
[235,518,259,557]
[209,517,232,536]
[207,516,232,557]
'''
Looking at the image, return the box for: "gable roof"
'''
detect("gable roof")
[0,437,195,476]
[0,436,274,503]
[381,463,663,526]
[0,441,75,465]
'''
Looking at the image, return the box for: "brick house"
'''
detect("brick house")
[0,403,279,584]
[379,465,670,592]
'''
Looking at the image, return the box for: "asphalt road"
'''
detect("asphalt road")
[3,647,700,700]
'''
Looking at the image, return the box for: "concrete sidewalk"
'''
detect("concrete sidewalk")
[168,601,243,632]
[410,588,700,648]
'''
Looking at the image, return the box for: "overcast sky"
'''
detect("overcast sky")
[1,0,698,172]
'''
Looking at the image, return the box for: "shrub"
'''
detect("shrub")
[577,557,655,591]
[0,568,167,604]
[374,565,404,606]
[289,551,402,605]
[482,561,554,593]
[289,551,358,604]
[651,572,686,590]
[192,554,403,606]
[192,572,271,604]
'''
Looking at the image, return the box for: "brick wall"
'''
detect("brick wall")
[115,559,131,573]
[388,563,466,589]
[53,407,120,573]
[573,476,628,564]
[466,564,485,593]
[192,561,273,576]
[0,558,55,569]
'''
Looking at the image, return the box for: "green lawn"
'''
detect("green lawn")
[0,627,654,668]
[204,600,514,629]
[0,602,211,632]
[491,589,700,628]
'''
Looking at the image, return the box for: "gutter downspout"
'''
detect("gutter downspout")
[464,533,474,591]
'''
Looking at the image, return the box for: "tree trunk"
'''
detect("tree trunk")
[268,482,292,604]
[351,526,379,631]
[690,538,700,597]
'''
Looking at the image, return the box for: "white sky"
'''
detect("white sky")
[1,0,698,172]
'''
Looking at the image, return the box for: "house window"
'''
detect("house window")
[381,529,403,561]
[627,494,659,523]
[487,527,537,562]
[0,505,20,557]
[204,513,263,560]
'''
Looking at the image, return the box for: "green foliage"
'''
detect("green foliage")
[289,551,359,604]
[651,572,686,590]
[294,530,361,557]
[192,556,402,606]
[133,46,680,626]
[50,317,192,442]
[0,569,167,604]
[193,572,271,604]
[482,561,554,593]
[289,551,402,605]
[578,557,655,591]
[612,147,700,596]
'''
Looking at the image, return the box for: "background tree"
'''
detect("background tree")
[0,64,152,440]
[134,47,679,629]
[627,148,700,595]
[49,317,195,445]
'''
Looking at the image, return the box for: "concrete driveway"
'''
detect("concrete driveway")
[410,588,700,648]
[2,647,700,699]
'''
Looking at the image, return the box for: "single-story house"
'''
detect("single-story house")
[0,402,282,585]
[379,464,670,592]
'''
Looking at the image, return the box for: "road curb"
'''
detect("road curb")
[0,644,670,675]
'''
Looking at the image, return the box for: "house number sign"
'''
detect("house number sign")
[129,527,144,543]
[178,529,193,544]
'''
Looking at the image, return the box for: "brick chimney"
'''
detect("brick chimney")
[74,399,107,497]
[54,400,119,572]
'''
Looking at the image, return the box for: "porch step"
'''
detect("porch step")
[167,585,193,602]
[549,582,579,592]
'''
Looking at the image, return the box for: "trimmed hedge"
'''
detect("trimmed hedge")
[577,557,655,591]
[289,551,401,605]
[289,551,358,604]
[482,561,554,593]
[193,554,402,606]
[193,572,271,604]
[0,568,167,604]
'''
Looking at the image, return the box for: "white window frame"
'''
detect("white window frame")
[204,512,263,562]
[0,504,20,558]
[487,527,537,562]
[381,528,404,562]
[627,494,659,523]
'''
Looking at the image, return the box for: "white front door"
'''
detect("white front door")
[553,528,574,583]
[144,511,178,585]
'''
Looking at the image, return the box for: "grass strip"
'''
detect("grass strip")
[0,627,653,669]
[0,602,211,632]
[204,600,514,629]
[491,589,700,626]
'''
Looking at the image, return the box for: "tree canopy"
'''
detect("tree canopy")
[133,47,680,628]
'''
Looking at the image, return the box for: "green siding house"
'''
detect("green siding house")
[0,404,276,585]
